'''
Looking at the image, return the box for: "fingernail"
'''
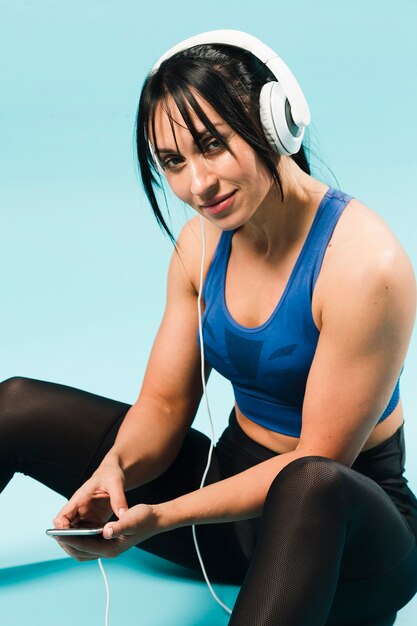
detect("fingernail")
[105,528,114,539]
[118,508,126,517]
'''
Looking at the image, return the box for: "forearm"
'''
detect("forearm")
[100,396,186,491]
[153,449,306,531]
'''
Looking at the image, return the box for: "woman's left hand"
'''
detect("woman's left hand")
[51,503,159,561]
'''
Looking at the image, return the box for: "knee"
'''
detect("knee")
[266,455,347,506]
[0,376,34,416]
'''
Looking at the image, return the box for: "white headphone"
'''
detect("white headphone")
[149,29,311,161]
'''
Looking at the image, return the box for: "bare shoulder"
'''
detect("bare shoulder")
[176,215,223,295]
[330,196,414,272]
[318,196,416,322]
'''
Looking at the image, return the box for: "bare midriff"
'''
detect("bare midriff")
[234,399,405,455]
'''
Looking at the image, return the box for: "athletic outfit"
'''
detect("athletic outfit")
[1,187,417,625]
[197,186,402,436]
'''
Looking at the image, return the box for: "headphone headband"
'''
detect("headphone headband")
[150,29,310,129]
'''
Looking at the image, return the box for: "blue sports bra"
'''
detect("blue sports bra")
[197,187,403,437]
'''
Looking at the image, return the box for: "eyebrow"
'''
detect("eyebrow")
[157,123,227,154]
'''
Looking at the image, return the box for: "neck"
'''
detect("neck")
[235,157,329,261]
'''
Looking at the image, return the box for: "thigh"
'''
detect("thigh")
[0,376,131,498]
[324,463,417,624]
[0,378,250,583]
[231,455,417,626]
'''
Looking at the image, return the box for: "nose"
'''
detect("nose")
[189,154,218,200]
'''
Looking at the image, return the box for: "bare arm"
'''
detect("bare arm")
[59,218,416,559]
[149,243,416,531]
[100,217,211,490]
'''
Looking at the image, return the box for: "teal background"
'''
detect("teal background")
[1,1,416,624]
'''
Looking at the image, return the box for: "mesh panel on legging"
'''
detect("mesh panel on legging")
[228,456,417,626]
[0,376,132,497]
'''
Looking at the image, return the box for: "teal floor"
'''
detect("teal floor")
[0,475,238,625]
[0,552,239,626]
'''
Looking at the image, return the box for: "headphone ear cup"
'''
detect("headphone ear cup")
[259,81,303,156]
[148,141,165,177]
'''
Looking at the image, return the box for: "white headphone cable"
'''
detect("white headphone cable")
[94,215,232,625]
[193,214,233,616]
[98,558,110,626]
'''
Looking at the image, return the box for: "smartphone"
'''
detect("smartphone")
[45,527,104,537]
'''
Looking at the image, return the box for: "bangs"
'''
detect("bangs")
[150,77,237,166]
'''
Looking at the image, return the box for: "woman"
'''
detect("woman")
[1,30,417,625]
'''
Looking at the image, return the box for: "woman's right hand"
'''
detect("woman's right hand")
[52,458,129,529]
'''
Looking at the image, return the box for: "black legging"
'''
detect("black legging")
[1,376,417,626]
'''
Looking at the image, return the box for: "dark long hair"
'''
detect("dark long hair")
[135,43,311,247]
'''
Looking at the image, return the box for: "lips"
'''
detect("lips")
[201,191,236,208]
[201,191,237,216]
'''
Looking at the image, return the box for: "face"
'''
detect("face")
[149,92,277,230]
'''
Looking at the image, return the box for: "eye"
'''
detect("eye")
[161,136,226,172]
[205,138,222,151]
[162,156,183,171]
